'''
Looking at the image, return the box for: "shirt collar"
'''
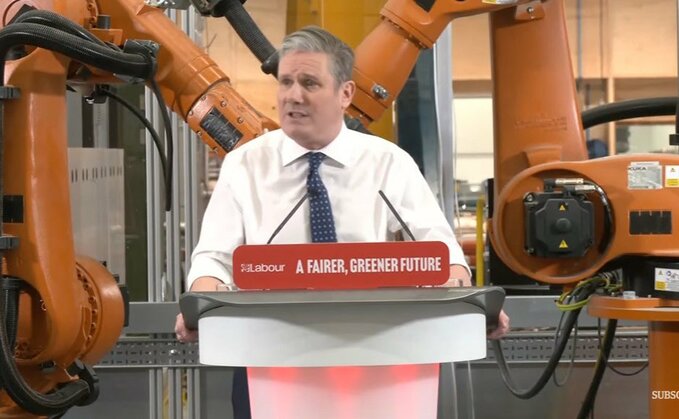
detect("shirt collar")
[280,122,353,167]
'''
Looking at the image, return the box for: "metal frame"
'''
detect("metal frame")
[96,330,649,368]
[141,7,205,418]
[434,24,458,225]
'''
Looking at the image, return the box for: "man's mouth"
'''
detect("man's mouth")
[287,111,308,119]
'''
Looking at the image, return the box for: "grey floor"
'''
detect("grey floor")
[64,368,235,419]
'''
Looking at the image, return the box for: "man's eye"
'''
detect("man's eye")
[280,79,292,86]
[303,80,317,88]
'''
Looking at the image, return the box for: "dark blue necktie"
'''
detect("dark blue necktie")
[307,152,337,243]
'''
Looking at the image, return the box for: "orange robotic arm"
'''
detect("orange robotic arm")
[96,0,277,155]
[348,0,530,126]
[352,0,679,288]
[0,0,275,417]
[347,0,591,283]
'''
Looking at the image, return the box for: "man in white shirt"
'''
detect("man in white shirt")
[176,25,509,418]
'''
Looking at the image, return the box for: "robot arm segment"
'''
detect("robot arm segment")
[0,0,273,414]
[98,0,277,156]
[348,0,532,126]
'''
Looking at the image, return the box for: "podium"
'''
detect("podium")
[180,287,504,419]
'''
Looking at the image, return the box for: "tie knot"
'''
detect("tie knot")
[307,152,326,170]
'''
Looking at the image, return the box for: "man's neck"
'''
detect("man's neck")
[292,122,343,150]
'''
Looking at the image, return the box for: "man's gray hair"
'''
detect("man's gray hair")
[280,26,354,87]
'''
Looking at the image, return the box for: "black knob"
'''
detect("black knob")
[554,218,572,233]
[97,15,111,29]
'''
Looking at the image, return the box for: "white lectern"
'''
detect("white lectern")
[180,287,504,419]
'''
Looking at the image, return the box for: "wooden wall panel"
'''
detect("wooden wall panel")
[205,0,287,123]
[611,0,677,78]
[452,0,677,89]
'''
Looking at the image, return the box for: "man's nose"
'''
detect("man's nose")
[285,83,304,103]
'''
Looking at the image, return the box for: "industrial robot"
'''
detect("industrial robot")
[0,0,677,417]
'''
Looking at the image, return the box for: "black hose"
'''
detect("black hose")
[492,307,582,399]
[583,181,614,255]
[0,102,4,395]
[1,278,22,392]
[0,101,3,234]
[2,280,20,352]
[98,88,170,211]
[581,97,677,129]
[214,0,278,75]
[607,361,648,376]
[552,314,578,387]
[0,23,154,83]
[0,281,92,415]
[577,319,618,419]
[12,10,107,48]
[149,79,174,212]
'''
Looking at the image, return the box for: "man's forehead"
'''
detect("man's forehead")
[278,51,330,76]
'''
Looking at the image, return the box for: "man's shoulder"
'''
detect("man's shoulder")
[346,129,416,163]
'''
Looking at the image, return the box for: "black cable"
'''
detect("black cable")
[0,99,6,395]
[0,23,154,83]
[493,277,609,399]
[552,314,578,387]
[595,319,648,376]
[214,0,278,75]
[0,281,92,415]
[0,280,22,392]
[492,306,582,399]
[149,79,173,212]
[98,88,169,208]
[577,319,618,419]
[12,10,107,48]
[581,97,677,129]
[105,41,122,51]
[582,181,614,254]
[7,11,169,210]
[2,280,20,352]
[607,362,648,377]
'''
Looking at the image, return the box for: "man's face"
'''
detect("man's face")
[277,51,355,149]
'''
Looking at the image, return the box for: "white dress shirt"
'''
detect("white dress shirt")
[187,123,469,289]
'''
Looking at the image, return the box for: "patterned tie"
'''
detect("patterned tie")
[307,152,337,242]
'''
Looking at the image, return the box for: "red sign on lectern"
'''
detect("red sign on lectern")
[232,241,450,290]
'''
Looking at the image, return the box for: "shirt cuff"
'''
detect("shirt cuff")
[186,254,234,291]
[448,243,472,277]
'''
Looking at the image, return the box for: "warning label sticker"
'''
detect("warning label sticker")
[628,161,662,189]
[655,268,679,292]
[665,165,679,187]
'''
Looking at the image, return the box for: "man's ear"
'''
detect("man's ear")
[340,80,356,109]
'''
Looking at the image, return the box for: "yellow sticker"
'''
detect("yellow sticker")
[656,281,667,290]
[559,240,568,249]
[559,204,566,211]
[482,0,519,4]
[666,166,679,187]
